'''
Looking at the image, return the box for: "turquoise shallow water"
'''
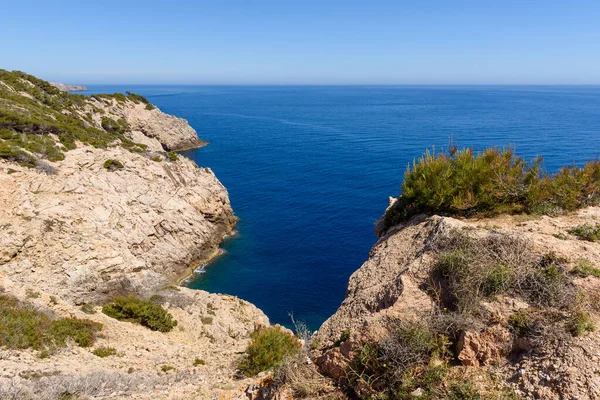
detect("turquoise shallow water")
[87,85,600,329]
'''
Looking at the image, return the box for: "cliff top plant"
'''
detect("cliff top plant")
[102,295,178,332]
[0,294,102,354]
[238,326,301,376]
[383,147,600,231]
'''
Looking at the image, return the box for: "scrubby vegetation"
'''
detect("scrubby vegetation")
[92,346,117,357]
[0,294,102,354]
[103,159,124,170]
[101,116,130,135]
[193,358,206,366]
[335,230,589,399]
[383,147,600,230]
[0,69,150,167]
[571,259,600,278]
[345,318,512,399]
[102,296,177,332]
[432,233,575,312]
[167,151,178,162]
[238,326,301,376]
[568,223,600,242]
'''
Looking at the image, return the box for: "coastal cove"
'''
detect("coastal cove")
[88,85,600,329]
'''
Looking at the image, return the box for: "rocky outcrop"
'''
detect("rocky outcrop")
[0,145,236,304]
[0,273,269,400]
[0,73,270,399]
[314,210,600,400]
[49,82,87,91]
[85,97,205,151]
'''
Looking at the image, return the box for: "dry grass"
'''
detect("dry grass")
[430,230,576,313]
[273,318,331,398]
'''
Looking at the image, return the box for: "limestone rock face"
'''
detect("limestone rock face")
[86,97,205,151]
[315,210,600,400]
[0,145,235,304]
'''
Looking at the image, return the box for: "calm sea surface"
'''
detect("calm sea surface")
[86,85,600,329]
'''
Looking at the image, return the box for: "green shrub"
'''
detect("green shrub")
[151,155,162,162]
[571,259,600,278]
[569,311,596,336]
[92,346,117,357]
[161,365,175,372]
[508,309,534,337]
[101,117,129,134]
[383,147,600,230]
[333,328,350,347]
[238,326,301,376]
[0,70,150,165]
[568,223,600,242]
[447,381,482,400]
[167,151,178,162]
[193,358,206,366]
[103,159,124,170]
[0,294,101,352]
[81,303,95,314]
[102,295,177,332]
[125,91,155,109]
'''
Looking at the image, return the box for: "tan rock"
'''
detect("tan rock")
[456,326,513,367]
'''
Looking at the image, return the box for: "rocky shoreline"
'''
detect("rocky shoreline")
[0,71,270,399]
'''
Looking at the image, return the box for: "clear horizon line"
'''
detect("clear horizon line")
[76,82,600,87]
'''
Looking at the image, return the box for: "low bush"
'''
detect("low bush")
[0,294,101,353]
[167,151,178,162]
[125,91,155,109]
[383,147,600,230]
[102,296,177,332]
[193,358,206,366]
[432,231,575,313]
[160,365,175,372]
[569,311,596,336]
[92,346,117,357]
[571,259,600,278]
[103,159,124,171]
[238,326,301,376]
[568,223,600,242]
[101,117,129,135]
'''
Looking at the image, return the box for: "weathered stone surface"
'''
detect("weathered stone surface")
[84,97,205,151]
[0,145,236,304]
[0,90,270,399]
[315,210,600,400]
[456,326,513,367]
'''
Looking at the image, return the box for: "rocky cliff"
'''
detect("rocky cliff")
[0,70,269,399]
[313,210,600,399]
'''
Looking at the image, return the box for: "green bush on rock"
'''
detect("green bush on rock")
[383,147,600,230]
[0,294,102,353]
[102,296,177,332]
[103,159,124,171]
[238,326,301,376]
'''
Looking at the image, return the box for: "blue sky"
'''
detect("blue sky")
[2,0,599,84]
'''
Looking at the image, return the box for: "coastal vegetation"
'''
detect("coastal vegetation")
[383,147,600,230]
[0,69,150,167]
[238,326,301,376]
[333,229,595,399]
[102,296,178,332]
[92,346,117,357]
[0,294,102,355]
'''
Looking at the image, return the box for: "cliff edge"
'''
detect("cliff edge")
[0,70,268,399]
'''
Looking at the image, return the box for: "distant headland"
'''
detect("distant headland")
[49,81,87,91]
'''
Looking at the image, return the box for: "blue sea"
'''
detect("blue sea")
[86,85,600,329]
